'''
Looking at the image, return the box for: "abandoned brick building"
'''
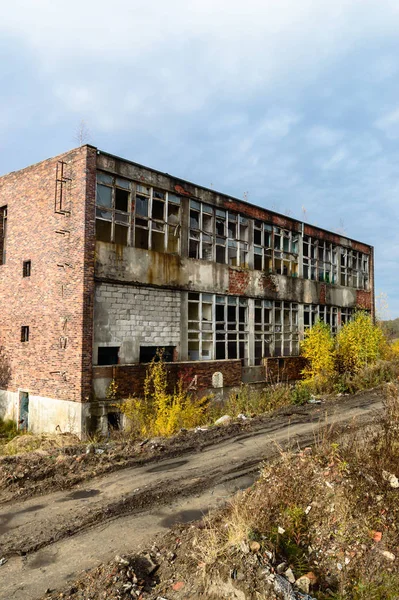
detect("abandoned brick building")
[0,145,374,435]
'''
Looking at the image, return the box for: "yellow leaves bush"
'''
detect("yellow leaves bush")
[300,322,335,385]
[120,351,210,438]
[301,311,393,388]
[336,311,388,374]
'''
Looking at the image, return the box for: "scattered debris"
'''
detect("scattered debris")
[382,470,399,488]
[0,557,7,566]
[214,415,232,426]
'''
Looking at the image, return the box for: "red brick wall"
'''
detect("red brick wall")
[93,360,242,398]
[264,357,307,382]
[0,145,96,403]
[223,199,301,232]
[356,290,372,311]
[228,268,250,295]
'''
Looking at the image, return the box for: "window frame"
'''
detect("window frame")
[188,292,248,363]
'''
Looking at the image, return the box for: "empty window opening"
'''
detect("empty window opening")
[133,187,181,254]
[303,237,337,284]
[254,222,299,276]
[23,260,31,277]
[189,201,249,267]
[96,173,132,246]
[304,304,338,334]
[188,293,248,364]
[21,326,29,343]
[254,300,298,364]
[340,248,369,289]
[98,346,120,365]
[139,346,175,363]
[0,206,7,265]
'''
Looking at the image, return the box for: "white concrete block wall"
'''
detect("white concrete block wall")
[94,284,181,363]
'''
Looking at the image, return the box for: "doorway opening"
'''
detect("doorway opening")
[19,391,29,431]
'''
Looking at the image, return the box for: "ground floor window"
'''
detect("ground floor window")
[188,293,248,363]
[254,300,299,364]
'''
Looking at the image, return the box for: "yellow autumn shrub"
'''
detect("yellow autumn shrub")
[300,321,335,385]
[120,351,210,437]
[336,311,388,374]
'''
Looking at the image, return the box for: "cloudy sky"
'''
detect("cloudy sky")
[1,0,399,316]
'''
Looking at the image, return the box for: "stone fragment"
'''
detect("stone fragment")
[214,415,232,426]
[296,575,311,593]
[382,470,399,488]
[284,567,295,583]
[380,550,395,561]
[249,541,261,553]
[276,562,287,574]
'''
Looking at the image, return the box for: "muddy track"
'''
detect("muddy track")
[0,389,380,506]
[0,394,379,557]
[0,390,382,600]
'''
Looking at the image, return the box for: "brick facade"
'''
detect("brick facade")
[0,145,96,403]
[264,357,307,382]
[0,144,375,435]
[93,359,242,398]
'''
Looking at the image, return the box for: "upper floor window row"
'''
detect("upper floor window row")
[95,173,370,289]
[189,200,249,267]
[303,236,338,284]
[254,221,299,277]
[96,174,182,252]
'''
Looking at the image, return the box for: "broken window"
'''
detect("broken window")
[139,346,175,363]
[303,237,337,283]
[341,307,354,325]
[304,304,338,334]
[96,173,132,246]
[133,186,181,253]
[254,222,299,276]
[21,326,29,343]
[188,293,248,364]
[0,206,7,265]
[98,346,120,365]
[340,248,369,289]
[254,300,298,363]
[188,201,249,267]
[23,260,31,278]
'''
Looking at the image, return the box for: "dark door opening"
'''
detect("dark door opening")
[19,391,29,431]
[139,346,175,363]
[98,346,120,365]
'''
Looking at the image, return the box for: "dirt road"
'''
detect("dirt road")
[0,391,382,600]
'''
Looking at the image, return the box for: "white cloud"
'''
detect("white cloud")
[2,0,399,129]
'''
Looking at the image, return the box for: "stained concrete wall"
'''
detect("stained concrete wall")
[0,389,87,436]
[95,243,359,308]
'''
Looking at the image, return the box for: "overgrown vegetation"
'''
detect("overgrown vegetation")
[194,384,399,598]
[120,351,212,437]
[301,310,398,395]
[117,313,399,439]
[0,417,18,442]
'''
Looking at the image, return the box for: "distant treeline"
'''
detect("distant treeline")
[381,318,399,339]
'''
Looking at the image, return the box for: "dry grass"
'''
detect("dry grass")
[194,384,399,599]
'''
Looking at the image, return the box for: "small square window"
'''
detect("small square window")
[23,260,31,277]
[21,326,29,342]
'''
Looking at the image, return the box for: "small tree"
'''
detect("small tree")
[336,311,388,374]
[300,322,335,383]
